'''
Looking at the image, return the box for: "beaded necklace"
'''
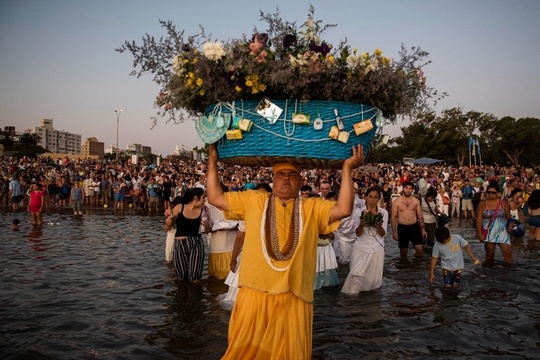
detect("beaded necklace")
[260,195,302,271]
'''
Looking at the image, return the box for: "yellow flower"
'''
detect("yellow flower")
[183,59,189,64]
[235,86,242,92]
[192,57,199,64]
[186,78,193,86]
[188,72,194,79]
[245,79,253,87]
[199,89,205,96]
[326,55,335,63]
[196,78,203,86]
[246,74,259,83]
[374,48,382,56]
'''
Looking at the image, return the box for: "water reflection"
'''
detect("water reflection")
[1,211,539,359]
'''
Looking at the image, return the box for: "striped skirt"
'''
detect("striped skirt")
[173,236,204,282]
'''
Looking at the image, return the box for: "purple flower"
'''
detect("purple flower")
[252,33,269,46]
[283,34,297,48]
[236,74,246,88]
[319,42,331,56]
[224,70,236,85]
[309,41,331,56]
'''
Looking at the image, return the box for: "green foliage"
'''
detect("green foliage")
[193,144,209,157]
[383,108,539,166]
[4,132,47,158]
[144,153,158,163]
[0,131,15,149]
[480,116,540,167]
[361,210,383,226]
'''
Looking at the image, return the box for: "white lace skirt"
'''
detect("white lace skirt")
[316,243,338,272]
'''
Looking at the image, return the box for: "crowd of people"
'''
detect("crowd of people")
[3,153,540,242]
[4,152,540,358]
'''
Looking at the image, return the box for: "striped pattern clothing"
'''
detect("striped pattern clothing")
[173,236,204,281]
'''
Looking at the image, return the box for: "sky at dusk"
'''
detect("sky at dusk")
[1,0,539,156]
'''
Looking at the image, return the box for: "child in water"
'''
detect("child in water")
[12,218,20,231]
[429,226,481,287]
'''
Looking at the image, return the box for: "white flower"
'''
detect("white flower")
[346,54,358,67]
[305,16,314,29]
[301,16,320,43]
[172,55,184,75]
[364,64,375,74]
[202,41,225,61]
[302,31,320,43]
[289,53,309,67]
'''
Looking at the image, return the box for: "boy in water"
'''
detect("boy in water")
[429,226,480,287]
[12,218,20,231]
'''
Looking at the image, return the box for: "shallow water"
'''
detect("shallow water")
[1,209,539,359]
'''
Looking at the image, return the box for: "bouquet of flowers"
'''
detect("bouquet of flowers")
[118,6,444,125]
[361,210,383,227]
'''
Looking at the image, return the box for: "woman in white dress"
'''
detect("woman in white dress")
[342,186,388,294]
[314,192,340,289]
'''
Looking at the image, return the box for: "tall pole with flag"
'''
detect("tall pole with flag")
[472,137,477,166]
[476,137,482,166]
[468,137,473,168]
[115,109,123,161]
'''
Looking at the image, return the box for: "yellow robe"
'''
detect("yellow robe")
[222,191,339,359]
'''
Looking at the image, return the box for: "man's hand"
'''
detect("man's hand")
[343,144,364,170]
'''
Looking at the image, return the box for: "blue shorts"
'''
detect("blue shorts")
[528,215,540,227]
[115,193,125,201]
[442,269,462,286]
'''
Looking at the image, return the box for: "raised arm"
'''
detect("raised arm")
[206,144,230,212]
[329,145,364,224]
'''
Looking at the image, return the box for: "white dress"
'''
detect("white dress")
[314,239,339,290]
[165,227,176,263]
[217,221,245,310]
[333,196,363,264]
[342,207,388,294]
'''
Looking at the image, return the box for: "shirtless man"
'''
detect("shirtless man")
[391,181,427,257]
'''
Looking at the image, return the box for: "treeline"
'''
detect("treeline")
[369,107,540,167]
[0,132,47,158]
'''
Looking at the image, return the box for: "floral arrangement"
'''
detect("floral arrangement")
[361,210,383,227]
[118,6,443,124]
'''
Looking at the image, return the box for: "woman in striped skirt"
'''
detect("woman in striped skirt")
[164,187,208,282]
